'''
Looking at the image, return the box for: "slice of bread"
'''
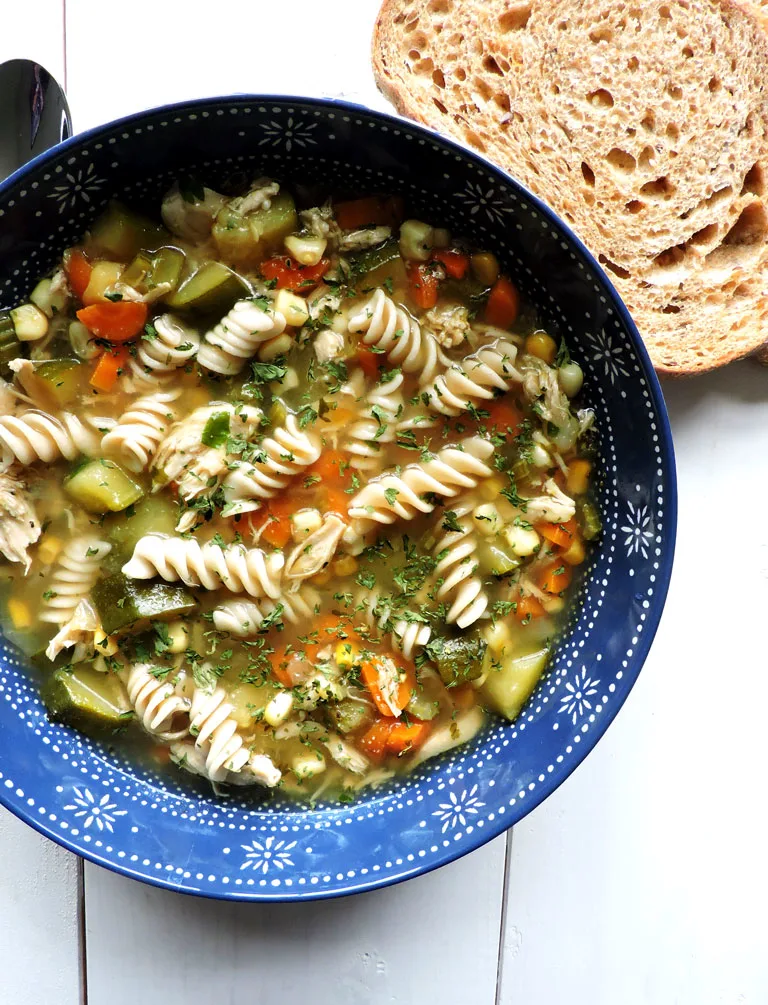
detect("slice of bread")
[372,0,768,375]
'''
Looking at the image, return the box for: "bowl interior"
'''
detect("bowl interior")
[0,97,675,900]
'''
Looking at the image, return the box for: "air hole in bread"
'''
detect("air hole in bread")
[708,76,721,93]
[626,200,645,214]
[658,4,671,18]
[640,112,655,132]
[408,49,421,62]
[413,58,434,76]
[679,185,732,220]
[581,162,596,186]
[640,176,675,200]
[627,56,640,71]
[598,255,631,279]
[741,163,765,196]
[666,83,683,100]
[455,67,466,81]
[607,148,637,174]
[682,45,694,58]
[689,223,718,246]
[470,38,484,56]
[447,32,464,47]
[464,129,486,151]
[432,68,446,88]
[494,93,511,113]
[483,55,505,76]
[732,283,752,298]
[661,304,681,314]
[587,88,614,109]
[589,25,613,43]
[649,243,693,283]
[666,123,680,141]
[638,146,656,171]
[722,202,768,246]
[498,4,532,31]
[432,97,448,115]
[427,0,450,12]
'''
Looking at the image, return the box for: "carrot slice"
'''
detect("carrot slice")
[360,654,415,717]
[89,346,128,391]
[77,302,148,342]
[358,720,394,762]
[536,521,576,550]
[514,594,546,623]
[260,256,329,292]
[334,195,404,231]
[65,249,92,301]
[356,347,381,380]
[304,449,353,489]
[406,262,439,309]
[537,562,573,595]
[386,720,431,754]
[251,497,296,548]
[486,399,523,437]
[431,248,469,279]
[484,276,520,328]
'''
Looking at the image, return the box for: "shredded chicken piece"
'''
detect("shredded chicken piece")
[106,281,173,304]
[375,655,405,718]
[322,732,370,775]
[284,513,346,580]
[231,178,280,216]
[0,466,40,571]
[0,377,17,413]
[161,182,226,242]
[423,303,471,349]
[152,404,262,530]
[45,598,101,662]
[520,355,580,452]
[300,203,342,247]
[313,329,345,363]
[338,226,392,252]
[522,478,577,524]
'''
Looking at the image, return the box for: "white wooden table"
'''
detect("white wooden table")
[3,4,768,1003]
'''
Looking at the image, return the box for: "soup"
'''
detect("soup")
[0,178,600,801]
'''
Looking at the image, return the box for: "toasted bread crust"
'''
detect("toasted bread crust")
[372,0,768,375]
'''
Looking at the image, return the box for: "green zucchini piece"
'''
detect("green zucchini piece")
[64,459,144,513]
[24,358,84,409]
[476,540,522,578]
[42,666,132,736]
[91,572,196,635]
[349,237,407,291]
[87,201,167,260]
[578,498,602,541]
[0,309,22,378]
[326,699,373,735]
[165,261,250,315]
[424,635,486,687]
[405,691,439,721]
[481,646,549,721]
[106,495,178,552]
[212,206,253,264]
[120,247,186,298]
[248,191,298,254]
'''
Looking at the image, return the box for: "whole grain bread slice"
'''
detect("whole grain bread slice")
[372,0,768,375]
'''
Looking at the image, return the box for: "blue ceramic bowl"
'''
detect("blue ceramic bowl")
[0,96,676,900]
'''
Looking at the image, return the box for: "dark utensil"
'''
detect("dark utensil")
[0,59,71,181]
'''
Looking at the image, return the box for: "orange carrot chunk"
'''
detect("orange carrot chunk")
[89,346,129,392]
[431,248,469,279]
[77,301,148,342]
[386,720,431,754]
[406,262,439,309]
[260,256,329,292]
[537,561,573,595]
[358,720,394,762]
[65,249,92,301]
[484,275,520,328]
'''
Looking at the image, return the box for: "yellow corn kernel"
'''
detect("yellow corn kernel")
[525,331,558,364]
[37,536,62,565]
[566,459,592,496]
[479,474,506,501]
[335,640,360,669]
[312,569,332,586]
[94,630,119,657]
[332,555,358,577]
[7,598,31,629]
[562,538,586,566]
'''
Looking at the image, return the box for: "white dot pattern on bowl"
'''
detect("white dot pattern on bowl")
[0,98,674,900]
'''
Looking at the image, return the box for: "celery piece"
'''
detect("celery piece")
[165,261,249,315]
[578,498,602,541]
[326,700,373,735]
[64,459,144,513]
[201,410,231,448]
[481,646,549,722]
[87,201,167,260]
[91,573,196,635]
[476,540,522,578]
[425,635,486,687]
[42,666,132,736]
[26,358,84,409]
[405,691,439,721]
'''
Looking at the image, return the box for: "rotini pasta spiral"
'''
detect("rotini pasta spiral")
[348,288,450,385]
[344,372,404,471]
[170,738,281,787]
[40,536,111,625]
[122,534,284,599]
[431,511,489,629]
[128,313,200,386]
[421,340,522,417]
[198,299,286,375]
[347,436,494,533]
[213,585,320,636]
[355,589,432,660]
[122,663,190,740]
[187,686,250,782]
[101,390,181,473]
[222,415,322,515]
[0,410,103,472]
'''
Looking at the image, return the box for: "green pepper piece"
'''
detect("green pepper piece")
[42,666,132,737]
[64,459,144,513]
[91,572,196,635]
[424,635,486,687]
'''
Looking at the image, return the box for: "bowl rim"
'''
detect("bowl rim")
[0,92,677,900]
